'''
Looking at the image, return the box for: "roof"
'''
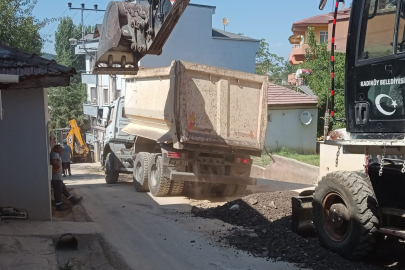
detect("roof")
[189,3,216,9]
[293,8,351,26]
[0,42,76,90]
[268,83,318,107]
[212,28,260,42]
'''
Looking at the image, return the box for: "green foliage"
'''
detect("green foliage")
[256,39,296,85]
[252,147,320,167]
[299,27,346,135]
[48,17,88,130]
[0,0,56,54]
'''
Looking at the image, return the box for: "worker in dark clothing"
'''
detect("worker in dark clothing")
[61,139,72,176]
[51,145,82,211]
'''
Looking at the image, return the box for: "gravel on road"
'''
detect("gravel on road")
[194,191,405,270]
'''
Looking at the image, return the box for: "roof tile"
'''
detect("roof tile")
[268,83,318,107]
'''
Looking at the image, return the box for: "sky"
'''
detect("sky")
[35,0,352,59]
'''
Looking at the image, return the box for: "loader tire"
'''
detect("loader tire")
[133,152,152,192]
[169,180,184,196]
[148,156,171,197]
[105,153,119,184]
[313,171,379,259]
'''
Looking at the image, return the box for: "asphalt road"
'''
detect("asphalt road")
[64,164,300,270]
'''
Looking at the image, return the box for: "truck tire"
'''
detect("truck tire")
[148,156,171,197]
[169,181,184,196]
[105,153,119,184]
[217,184,236,197]
[133,152,152,192]
[313,171,379,259]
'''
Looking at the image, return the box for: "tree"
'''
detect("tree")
[0,0,54,54]
[48,17,88,130]
[299,27,346,135]
[256,39,296,85]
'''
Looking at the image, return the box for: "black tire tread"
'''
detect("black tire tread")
[149,156,171,197]
[133,152,152,192]
[105,153,119,184]
[169,180,184,196]
[313,171,378,259]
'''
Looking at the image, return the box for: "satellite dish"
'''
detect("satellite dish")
[222,17,229,26]
[300,111,313,125]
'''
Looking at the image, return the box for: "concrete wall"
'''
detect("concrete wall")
[319,143,364,180]
[265,107,318,154]
[0,88,51,221]
[251,156,319,185]
[141,5,259,73]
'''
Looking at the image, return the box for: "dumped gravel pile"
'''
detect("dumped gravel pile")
[194,191,405,270]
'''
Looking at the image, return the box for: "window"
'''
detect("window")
[397,0,405,53]
[319,31,328,44]
[116,89,121,98]
[104,89,109,104]
[90,87,97,103]
[108,107,115,126]
[359,0,397,60]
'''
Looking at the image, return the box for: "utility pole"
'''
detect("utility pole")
[67,3,106,50]
[68,3,106,105]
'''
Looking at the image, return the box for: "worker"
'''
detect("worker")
[61,139,72,176]
[51,145,82,211]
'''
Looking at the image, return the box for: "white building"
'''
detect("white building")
[266,83,319,154]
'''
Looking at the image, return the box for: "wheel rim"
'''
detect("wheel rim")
[135,161,142,181]
[321,192,351,242]
[150,163,158,187]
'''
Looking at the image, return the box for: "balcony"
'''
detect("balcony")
[288,44,309,65]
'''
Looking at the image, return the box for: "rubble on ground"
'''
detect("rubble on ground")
[194,191,405,270]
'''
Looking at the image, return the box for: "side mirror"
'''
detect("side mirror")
[319,0,328,10]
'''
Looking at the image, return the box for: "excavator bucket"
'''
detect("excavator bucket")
[93,0,190,75]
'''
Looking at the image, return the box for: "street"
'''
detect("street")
[64,164,300,270]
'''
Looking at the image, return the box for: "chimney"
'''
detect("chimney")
[341,1,345,9]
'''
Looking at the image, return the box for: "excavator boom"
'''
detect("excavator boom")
[94,0,190,75]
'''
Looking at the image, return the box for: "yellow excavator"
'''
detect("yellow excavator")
[66,119,94,163]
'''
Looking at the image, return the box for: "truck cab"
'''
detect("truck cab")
[102,96,135,183]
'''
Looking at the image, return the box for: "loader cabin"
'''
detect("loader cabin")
[322,0,405,135]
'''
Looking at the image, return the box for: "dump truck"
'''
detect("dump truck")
[293,0,405,260]
[101,61,268,197]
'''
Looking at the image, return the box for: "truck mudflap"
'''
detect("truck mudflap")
[163,166,257,186]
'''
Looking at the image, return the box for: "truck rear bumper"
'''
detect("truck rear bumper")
[163,167,257,186]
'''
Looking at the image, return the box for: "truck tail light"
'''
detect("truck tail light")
[234,157,252,165]
[168,152,188,159]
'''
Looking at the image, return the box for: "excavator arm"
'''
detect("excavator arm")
[93,0,190,75]
[67,119,90,158]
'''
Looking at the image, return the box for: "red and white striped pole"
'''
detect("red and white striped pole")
[330,0,340,119]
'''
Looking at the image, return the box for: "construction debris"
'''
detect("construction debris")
[194,191,405,270]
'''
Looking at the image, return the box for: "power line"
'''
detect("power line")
[89,14,104,26]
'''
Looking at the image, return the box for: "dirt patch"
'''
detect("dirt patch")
[194,191,405,270]
[51,188,90,222]
[55,234,130,270]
